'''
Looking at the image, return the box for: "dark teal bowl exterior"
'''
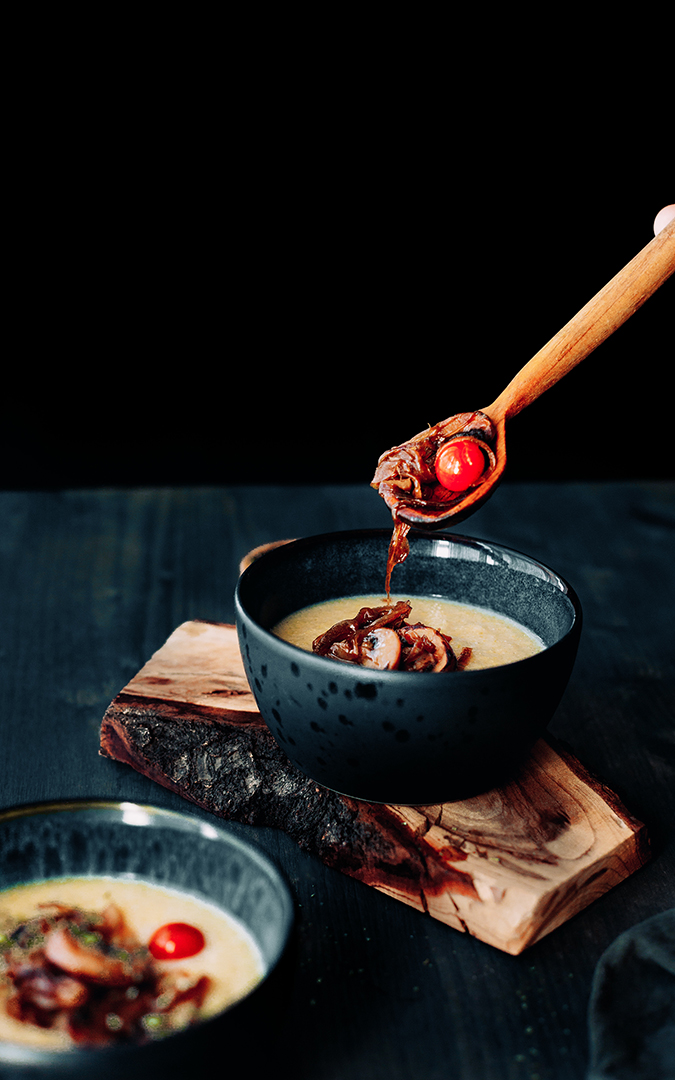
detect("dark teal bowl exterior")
[235,530,582,804]
[0,801,294,1079]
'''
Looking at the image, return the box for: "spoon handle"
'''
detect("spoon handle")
[485,216,675,424]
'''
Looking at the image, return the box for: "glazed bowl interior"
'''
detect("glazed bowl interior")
[0,801,294,1077]
[235,529,582,804]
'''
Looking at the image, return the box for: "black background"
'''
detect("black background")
[1,32,672,1080]
[4,84,672,492]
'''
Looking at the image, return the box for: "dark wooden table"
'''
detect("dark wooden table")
[2,480,674,1080]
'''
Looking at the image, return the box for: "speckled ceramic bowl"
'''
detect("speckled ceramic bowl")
[235,529,582,804]
[0,801,294,1079]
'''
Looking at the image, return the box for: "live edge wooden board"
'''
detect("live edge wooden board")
[99,619,650,956]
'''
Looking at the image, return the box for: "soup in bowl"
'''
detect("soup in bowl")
[0,802,294,1079]
[235,529,581,804]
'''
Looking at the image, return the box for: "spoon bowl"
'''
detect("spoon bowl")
[373,217,675,530]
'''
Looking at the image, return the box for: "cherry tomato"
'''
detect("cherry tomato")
[435,438,485,491]
[148,922,205,960]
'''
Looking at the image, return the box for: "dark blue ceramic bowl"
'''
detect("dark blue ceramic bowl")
[235,529,582,804]
[0,801,294,1079]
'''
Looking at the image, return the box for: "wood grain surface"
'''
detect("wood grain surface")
[100,619,650,954]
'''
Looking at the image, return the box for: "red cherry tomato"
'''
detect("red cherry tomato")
[148,922,205,960]
[435,438,485,492]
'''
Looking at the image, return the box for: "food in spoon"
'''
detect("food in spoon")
[0,877,264,1050]
[371,411,498,592]
[274,595,545,672]
[372,410,497,524]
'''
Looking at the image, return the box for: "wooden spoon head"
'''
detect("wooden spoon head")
[398,413,507,527]
[372,410,507,530]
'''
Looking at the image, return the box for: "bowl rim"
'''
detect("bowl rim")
[235,527,582,678]
[0,799,295,1067]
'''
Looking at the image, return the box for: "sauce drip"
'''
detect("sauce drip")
[384,520,411,598]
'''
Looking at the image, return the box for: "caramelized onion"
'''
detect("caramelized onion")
[311,603,471,673]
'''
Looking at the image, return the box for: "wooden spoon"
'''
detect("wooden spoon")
[372,216,675,529]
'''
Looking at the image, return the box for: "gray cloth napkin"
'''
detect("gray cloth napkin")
[588,908,675,1079]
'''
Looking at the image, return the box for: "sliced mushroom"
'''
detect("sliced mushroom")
[359,627,402,669]
[313,602,411,662]
[399,625,449,672]
[43,926,140,986]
